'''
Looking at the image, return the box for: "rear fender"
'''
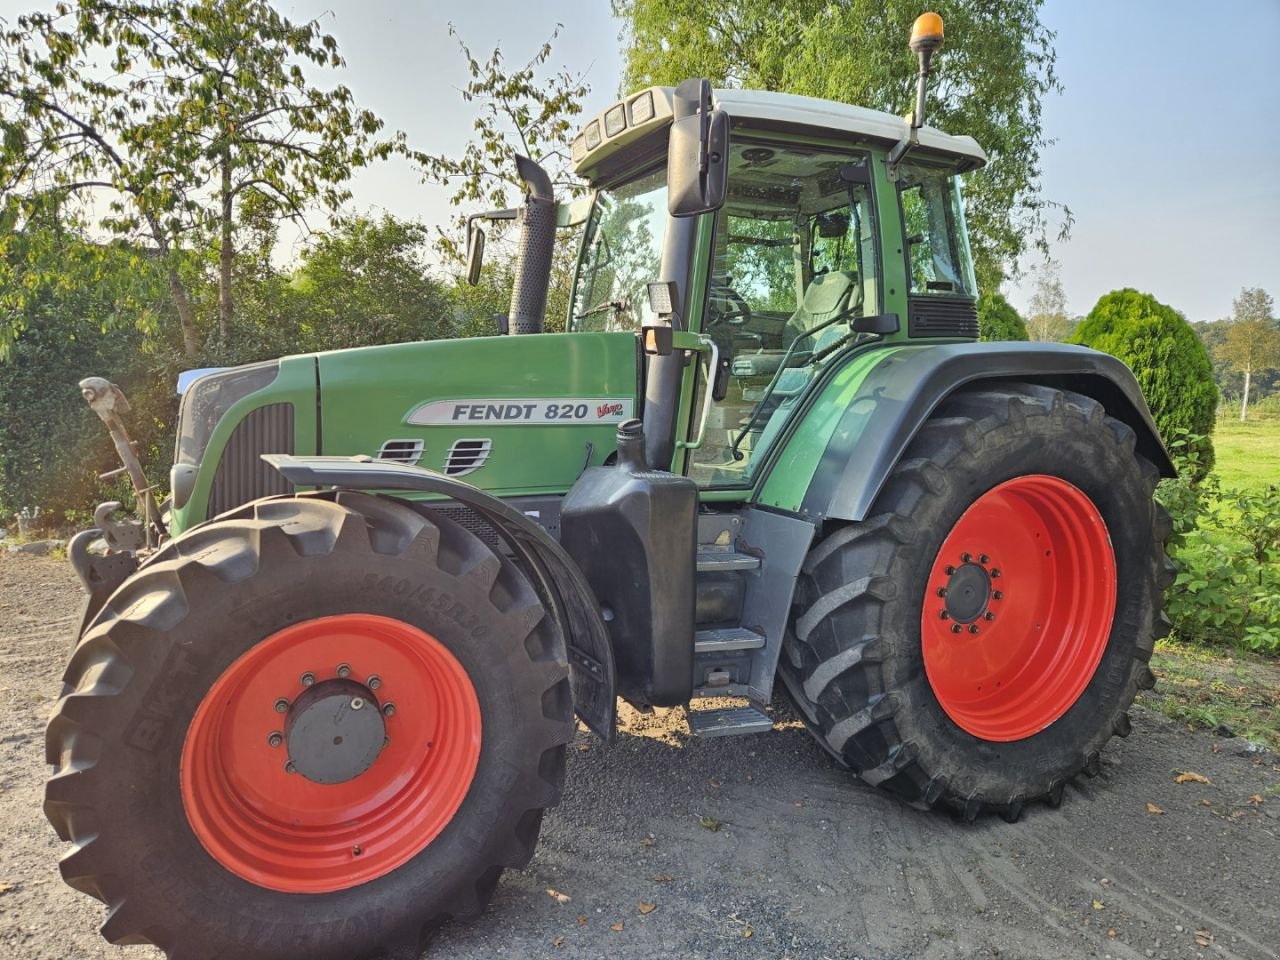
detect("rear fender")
[264,455,617,740]
[769,342,1175,523]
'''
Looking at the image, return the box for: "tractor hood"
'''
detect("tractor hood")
[314,331,640,496]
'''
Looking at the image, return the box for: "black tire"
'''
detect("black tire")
[779,382,1173,821]
[44,491,573,959]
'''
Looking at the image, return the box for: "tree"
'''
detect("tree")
[287,215,454,352]
[612,0,1067,289]
[1215,287,1280,421]
[978,291,1029,342]
[414,25,591,333]
[1069,289,1218,477]
[2,0,400,356]
[0,219,170,523]
[1025,259,1072,341]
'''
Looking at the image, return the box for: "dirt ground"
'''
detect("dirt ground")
[2,552,1278,960]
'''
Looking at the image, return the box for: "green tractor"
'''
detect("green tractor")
[47,14,1172,960]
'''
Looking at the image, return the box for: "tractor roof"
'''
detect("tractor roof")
[571,85,987,182]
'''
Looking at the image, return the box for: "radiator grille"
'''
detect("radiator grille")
[207,403,295,517]
[908,295,979,339]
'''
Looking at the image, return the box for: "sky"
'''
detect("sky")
[3,0,1277,323]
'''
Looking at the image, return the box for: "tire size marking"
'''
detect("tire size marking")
[364,574,489,639]
[405,397,633,426]
[124,646,205,754]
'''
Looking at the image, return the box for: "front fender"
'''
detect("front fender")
[264,455,616,740]
[757,341,1174,523]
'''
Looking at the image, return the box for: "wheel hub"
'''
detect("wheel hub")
[942,561,991,624]
[920,475,1117,742]
[285,678,386,784]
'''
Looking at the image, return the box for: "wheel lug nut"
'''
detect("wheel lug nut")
[992,590,1004,600]
[284,760,297,774]
[939,610,950,620]
[300,672,316,687]
[979,554,990,564]
[367,675,382,690]
[274,698,290,714]
[951,624,962,634]
[990,569,1001,578]
[383,702,397,718]
[945,565,956,575]
[984,611,996,621]
[961,552,972,562]
[937,587,948,598]
[337,663,351,679]
[267,731,283,748]
[968,624,980,634]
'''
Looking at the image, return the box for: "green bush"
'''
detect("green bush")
[1070,288,1218,477]
[977,291,1029,342]
[1156,429,1280,656]
[1162,489,1280,655]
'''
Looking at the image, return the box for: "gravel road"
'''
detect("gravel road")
[2,551,1278,960]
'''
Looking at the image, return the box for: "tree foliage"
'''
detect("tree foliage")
[412,25,590,333]
[1069,288,1218,476]
[1024,258,1072,341]
[0,224,172,521]
[2,0,401,355]
[612,0,1067,289]
[288,216,454,352]
[1214,287,1280,421]
[414,23,588,262]
[977,291,1028,341]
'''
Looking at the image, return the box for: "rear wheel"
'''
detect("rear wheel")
[45,491,572,959]
[779,383,1173,820]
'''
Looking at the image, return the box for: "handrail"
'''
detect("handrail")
[675,336,719,451]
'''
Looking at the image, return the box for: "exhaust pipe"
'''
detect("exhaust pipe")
[507,155,556,335]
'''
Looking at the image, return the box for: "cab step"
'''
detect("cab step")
[694,626,766,654]
[695,549,761,573]
[686,703,773,738]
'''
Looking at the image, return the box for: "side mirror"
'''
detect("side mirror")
[465,221,486,286]
[667,77,729,218]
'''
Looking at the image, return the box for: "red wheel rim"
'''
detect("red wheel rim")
[920,475,1117,742]
[181,614,482,893]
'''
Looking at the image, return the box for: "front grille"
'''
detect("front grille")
[207,403,295,517]
[908,295,979,339]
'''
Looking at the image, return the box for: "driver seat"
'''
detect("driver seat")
[732,271,857,378]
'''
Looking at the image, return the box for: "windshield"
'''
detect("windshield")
[898,162,977,297]
[570,167,667,332]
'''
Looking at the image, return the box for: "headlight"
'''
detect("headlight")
[171,362,280,508]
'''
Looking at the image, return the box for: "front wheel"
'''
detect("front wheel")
[780,383,1173,820]
[45,492,573,959]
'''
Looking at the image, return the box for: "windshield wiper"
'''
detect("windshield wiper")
[729,308,857,459]
[574,298,629,320]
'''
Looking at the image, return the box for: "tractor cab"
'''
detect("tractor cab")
[565,84,986,490]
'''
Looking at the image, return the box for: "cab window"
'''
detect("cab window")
[898,162,976,297]
[686,141,878,489]
[570,167,667,332]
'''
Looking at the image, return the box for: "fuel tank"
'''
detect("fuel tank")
[560,420,697,705]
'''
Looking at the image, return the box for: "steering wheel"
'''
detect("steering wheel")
[708,283,752,326]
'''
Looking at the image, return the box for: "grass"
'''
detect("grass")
[1139,640,1280,751]
[1212,416,1280,492]
[1141,416,1280,744]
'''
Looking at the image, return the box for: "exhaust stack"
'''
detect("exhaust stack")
[507,155,556,335]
